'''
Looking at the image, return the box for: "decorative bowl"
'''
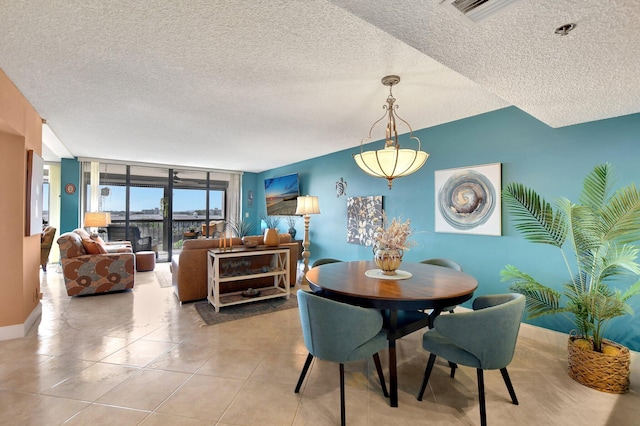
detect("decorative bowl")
[243,240,259,248]
[242,288,261,297]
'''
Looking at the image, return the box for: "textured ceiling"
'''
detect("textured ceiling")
[1,0,637,172]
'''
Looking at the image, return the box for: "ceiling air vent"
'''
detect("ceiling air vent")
[439,0,522,24]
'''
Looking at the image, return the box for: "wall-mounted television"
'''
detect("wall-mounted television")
[264,173,300,216]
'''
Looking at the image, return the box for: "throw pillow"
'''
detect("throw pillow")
[91,234,106,245]
[82,238,108,255]
[82,238,100,254]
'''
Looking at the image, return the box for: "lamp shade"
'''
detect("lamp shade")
[295,196,320,215]
[84,212,111,227]
[354,147,429,179]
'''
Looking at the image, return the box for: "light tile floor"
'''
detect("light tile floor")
[0,263,638,425]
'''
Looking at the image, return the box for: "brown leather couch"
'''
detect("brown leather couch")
[171,234,299,303]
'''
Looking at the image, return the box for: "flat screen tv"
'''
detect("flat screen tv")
[264,173,300,216]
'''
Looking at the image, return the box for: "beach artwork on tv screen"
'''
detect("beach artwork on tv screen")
[264,173,300,216]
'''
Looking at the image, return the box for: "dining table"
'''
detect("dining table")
[305,260,478,407]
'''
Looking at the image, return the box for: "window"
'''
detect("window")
[81,161,236,261]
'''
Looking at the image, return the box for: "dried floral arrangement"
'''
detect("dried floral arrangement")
[373,212,415,251]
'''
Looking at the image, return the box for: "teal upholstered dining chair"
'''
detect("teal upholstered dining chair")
[295,290,388,426]
[419,258,464,314]
[419,257,463,272]
[382,257,465,336]
[417,293,525,426]
[311,258,343,267]
[308,258,343,294]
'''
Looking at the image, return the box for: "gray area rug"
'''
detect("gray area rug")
[194,291,298,326]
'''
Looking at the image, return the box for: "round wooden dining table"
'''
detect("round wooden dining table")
[305,260,478,407]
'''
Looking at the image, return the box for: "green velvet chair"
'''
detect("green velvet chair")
[295,290,388,426]
[417,293,525,426]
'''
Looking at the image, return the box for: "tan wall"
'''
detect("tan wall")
[0,68,43,329]
[48,164,62,263]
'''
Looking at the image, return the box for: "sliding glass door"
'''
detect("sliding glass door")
[171,169,226,251]
[83,162,232,262]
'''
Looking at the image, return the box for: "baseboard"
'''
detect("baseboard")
[0,302,42,341]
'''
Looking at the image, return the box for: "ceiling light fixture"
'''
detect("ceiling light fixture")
[554,23,576,36]
[353,75,429,190]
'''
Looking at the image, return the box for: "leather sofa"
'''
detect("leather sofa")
[57,229,135,296]
[171,234,299,303]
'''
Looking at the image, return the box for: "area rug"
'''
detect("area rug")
[155,270,173,288]
[194,290,298,326]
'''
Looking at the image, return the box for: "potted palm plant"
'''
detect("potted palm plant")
[501,163,640,393]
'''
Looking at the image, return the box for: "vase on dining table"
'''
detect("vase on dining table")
[374,247,403,275]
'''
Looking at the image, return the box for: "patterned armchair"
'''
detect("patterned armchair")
[57,230,135,296]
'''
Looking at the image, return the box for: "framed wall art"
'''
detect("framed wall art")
[26,149,44,236]
[346,195,382,246]
[434,163,502,236]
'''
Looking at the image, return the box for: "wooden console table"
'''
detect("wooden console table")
[207,246,290,312]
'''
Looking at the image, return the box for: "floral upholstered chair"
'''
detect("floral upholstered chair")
[57,230,135,296]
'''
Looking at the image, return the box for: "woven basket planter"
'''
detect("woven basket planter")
[567,336,630,394]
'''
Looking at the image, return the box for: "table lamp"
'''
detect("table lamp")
[84,211,111,237]
[295,195,320,284]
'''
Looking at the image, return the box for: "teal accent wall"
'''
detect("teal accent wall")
[252,107,640,351]
[241,172,259,234]
[60,158,80,233]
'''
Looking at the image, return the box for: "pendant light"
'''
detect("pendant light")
[353,75,429,189]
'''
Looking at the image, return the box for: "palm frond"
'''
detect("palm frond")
[501,265,563,318]
[570,304,594,338]
[599,244,640,284]
[600,183,640,244]
[503,183,566,247]
[621,280,640,303]
[589,291,630,322]
[559,200,600,290]
[565,202,602,251]
[579,162,613,210]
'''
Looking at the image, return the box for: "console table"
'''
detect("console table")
[207,246,290,312]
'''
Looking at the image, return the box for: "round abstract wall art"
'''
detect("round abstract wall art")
[438,170,495,229]
[434,163,502,236]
